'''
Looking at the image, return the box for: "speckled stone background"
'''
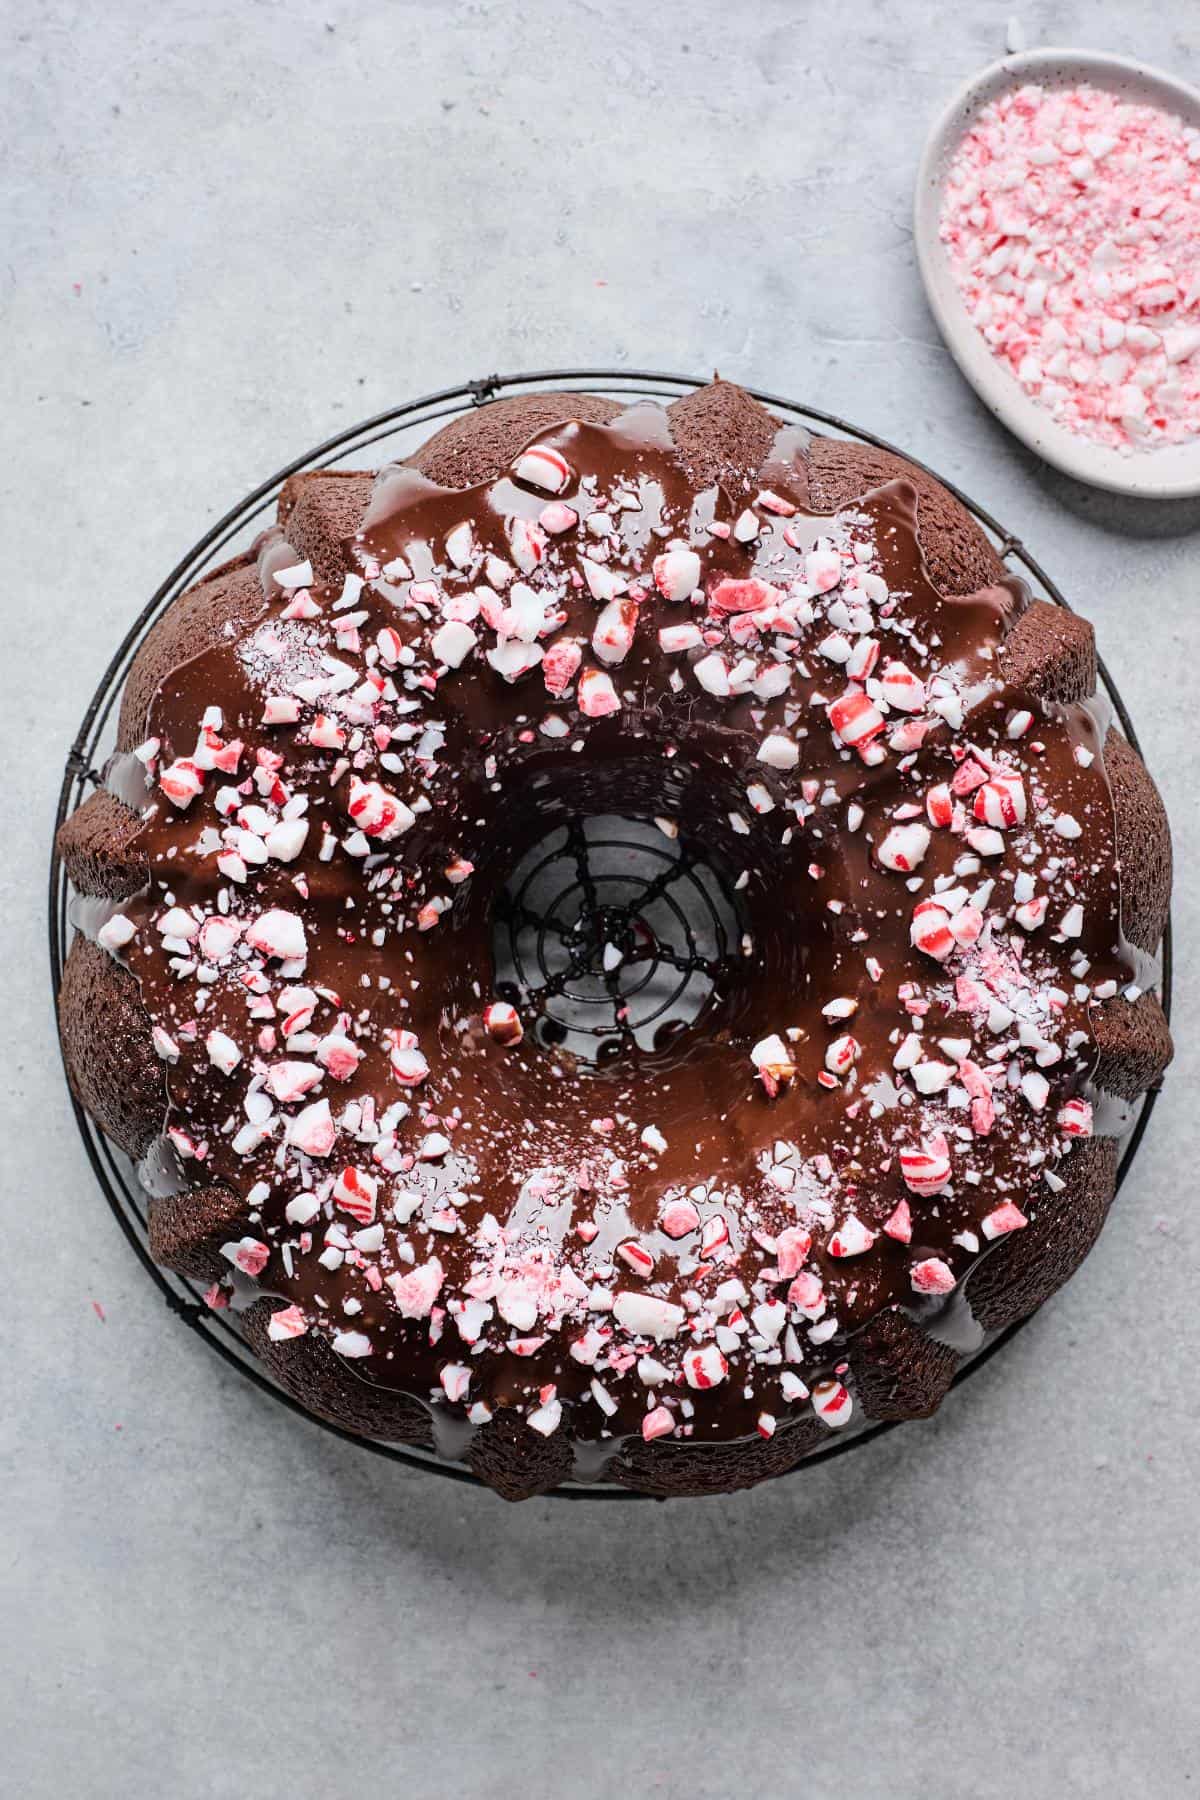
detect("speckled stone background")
[3,4,1197,1795]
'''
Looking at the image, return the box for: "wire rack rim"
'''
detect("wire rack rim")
[50,367,1171,1499]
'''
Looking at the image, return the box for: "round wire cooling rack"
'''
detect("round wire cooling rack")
[50,368,1173,1497]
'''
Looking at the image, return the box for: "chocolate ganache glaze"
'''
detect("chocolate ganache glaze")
[76,391,1156,1476]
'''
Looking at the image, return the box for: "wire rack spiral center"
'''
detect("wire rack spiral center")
[492,815,744,1066]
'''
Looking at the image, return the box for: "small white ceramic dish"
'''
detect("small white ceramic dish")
[915,47,1200,499]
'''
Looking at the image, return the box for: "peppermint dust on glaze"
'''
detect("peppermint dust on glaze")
[92,402,1132,1456]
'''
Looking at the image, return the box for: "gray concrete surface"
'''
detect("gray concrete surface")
[3,3,1197,1796]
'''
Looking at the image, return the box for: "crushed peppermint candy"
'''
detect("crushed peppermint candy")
[941,82,1200,452]
[93,399,1134,1461]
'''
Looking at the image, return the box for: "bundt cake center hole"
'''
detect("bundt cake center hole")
[491,813,746,1067]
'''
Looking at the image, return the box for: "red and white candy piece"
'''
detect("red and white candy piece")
[245,909,308,963]
[812,1379,853,1428]
[659,623,703,654]
[828,687,885,752]
[952,758,988,797]
[912,1059,955,1096]
[192,728,241,776]
[332,1165,378,1225]
[512,444,573,494]
[828,1214,876,1258]
[577,667,620,717]
[981,1202,1029,1240]
[682,1343,728,1389]
[262,695,300,726]
[222,1237,269,1278]
[265,819,308,863]
[824,1034,861,1077]
[805,548,842,593]
[840,638,876,684]
[215,847,247,883]
[508,517,547,574]
[756,488,796,516]
[617,1241,655,1279]
[592,598,638,667]
[273,560,313,591]
[709,576,777,616]
[641,1405,675,1442]
[787,1272,825,1319]
[910,1257,956,1295]
[652,547,701,601]
[347,777,416,842]
[693,653,731,698]
[159,758,204,809]
[483,1001,523,1046]
[659,1198,701,1239]
[1056,1097,1094,1138]
[1021,1070,1050,1112]
[386,1256,445,1319]
[877,822,931,872]
[910,898,954,962]
[542,638,582,696]
[444,522,476,569]
[758,732,799,770]
[266,1305,308,1342]
[951,905,983,948]
[967,815,1003,854]
[277,986,315,1032]
[774,1226,812,1277]
[751,1033,796,1095]
[581,556,625,602]
[199,916,241,962]
[309,715,346,750]
[317,1033,363,1082]
[699,1213,729,1256]
[973,771,1027,829]
[527,1395,562,1437]
[900,1131,952,1196]
[286,1099,337,1158]
[879,660,926,712]
[883,1199,913,1244]
[376,626,402,668]
[440,1364,472,1404]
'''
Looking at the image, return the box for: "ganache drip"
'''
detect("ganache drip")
[92,402,1135,1455]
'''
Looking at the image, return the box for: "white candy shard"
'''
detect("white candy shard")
[652,547,701,601]
[431,620,478,668]
[613,1292,686,1342]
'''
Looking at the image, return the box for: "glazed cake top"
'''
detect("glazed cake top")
[95,396,1130,1452]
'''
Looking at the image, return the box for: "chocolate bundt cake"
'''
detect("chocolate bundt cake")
[57,380,1173,1500]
